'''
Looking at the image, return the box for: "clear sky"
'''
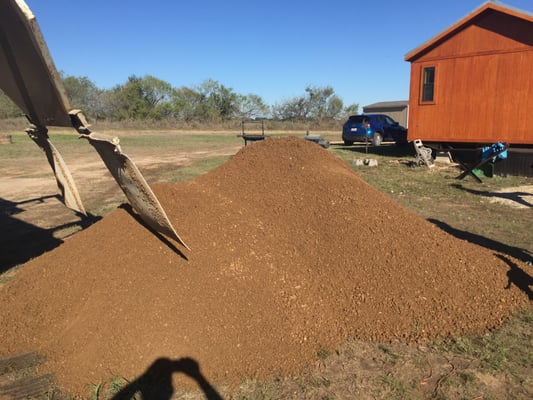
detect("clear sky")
[24,0,533,109]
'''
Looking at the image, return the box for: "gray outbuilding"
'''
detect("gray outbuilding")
[362,100,409,128]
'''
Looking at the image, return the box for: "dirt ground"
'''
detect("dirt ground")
[0,137,530,399]
[487,185,533,209]
[0,134,241,271]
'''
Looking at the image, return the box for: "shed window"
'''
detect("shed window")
[421,66,435,103]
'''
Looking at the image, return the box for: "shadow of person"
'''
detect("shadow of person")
[496,254,533,301]
[110,357,223,400]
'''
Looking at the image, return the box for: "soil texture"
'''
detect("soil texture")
[0,137,529,397]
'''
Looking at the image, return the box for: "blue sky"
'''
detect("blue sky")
[25,0,533,109]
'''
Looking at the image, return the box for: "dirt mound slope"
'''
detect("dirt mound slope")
[0,137,529,396]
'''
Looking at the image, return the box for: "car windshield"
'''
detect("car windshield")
[348,116,368,123]
[384,116,396,124]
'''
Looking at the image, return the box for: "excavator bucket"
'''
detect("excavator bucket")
[0,0,189,249]
[79,128,189,249]
[26,126,86,215]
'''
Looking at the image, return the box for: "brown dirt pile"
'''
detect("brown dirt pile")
[0,137,529,396]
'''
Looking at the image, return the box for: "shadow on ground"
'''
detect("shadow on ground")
[332,142,415,158]
[0,196,99,273]
[452,183,533,209]
[429,218,533,301]
[428,218,532,263]
[497,254,533,301]
[110,357,222,400]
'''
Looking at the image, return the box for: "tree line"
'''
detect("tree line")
[0,74,359,124]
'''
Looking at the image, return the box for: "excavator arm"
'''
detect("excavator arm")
[0,0,189,250]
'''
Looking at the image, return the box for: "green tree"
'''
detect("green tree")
[196,79,239,121]
[171,86,203,121]
[272,96,310,120]
[272,85,345,121]
[306,85,332,119]
[342,103,359,118]
[305,85,344,120]
[62,74,103,120]
[0,90,22,118]
[107,75,174,120]
[327,96,344,119]
[236,94,270,120]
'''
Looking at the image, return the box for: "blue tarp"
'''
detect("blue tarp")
[482,142,507,160]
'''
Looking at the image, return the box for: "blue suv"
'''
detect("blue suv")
[342,114,407,146]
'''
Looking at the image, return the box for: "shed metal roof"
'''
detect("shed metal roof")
[363,101,408,110]
[404,1,533,62]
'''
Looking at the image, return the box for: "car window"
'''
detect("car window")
[384,116,395,125]
[348,116,367,123]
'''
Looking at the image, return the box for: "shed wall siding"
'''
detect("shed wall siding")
[407,10,533,145]
[417,11,533,61]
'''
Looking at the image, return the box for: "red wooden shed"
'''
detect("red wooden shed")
[405,1,533,146]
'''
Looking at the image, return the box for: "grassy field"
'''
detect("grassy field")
[0,132,531,399]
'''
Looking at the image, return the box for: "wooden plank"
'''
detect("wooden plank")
[0,352,55,399]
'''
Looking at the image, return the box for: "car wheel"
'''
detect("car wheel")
[372,132,383,146]
[343,140,354,146]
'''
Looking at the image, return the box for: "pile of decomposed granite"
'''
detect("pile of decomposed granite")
[0,137,529,397]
